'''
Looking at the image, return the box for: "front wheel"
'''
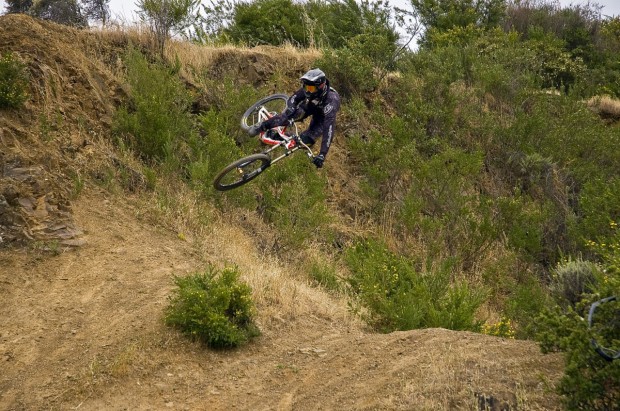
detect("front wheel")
[213,153,271,191]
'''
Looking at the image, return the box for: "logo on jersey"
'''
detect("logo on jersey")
[324,104,334,114]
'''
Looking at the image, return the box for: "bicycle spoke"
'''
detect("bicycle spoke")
[214,153,271,191]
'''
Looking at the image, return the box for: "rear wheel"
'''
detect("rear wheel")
[241,94,288,131]
[213,154,271,191]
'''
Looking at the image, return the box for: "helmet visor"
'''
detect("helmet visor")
[303,83,318,94]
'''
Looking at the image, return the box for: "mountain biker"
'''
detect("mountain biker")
[248,68,341,169]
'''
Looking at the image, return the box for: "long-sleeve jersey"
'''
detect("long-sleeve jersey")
[262,85,341,158]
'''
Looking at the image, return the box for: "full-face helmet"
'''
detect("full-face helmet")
[300,68,328,99]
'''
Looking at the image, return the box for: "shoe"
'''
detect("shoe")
[248,124,262,137]
[265,129,284,141]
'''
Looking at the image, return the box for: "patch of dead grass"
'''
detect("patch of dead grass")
[587,94,620,120]
[202,220,359,329]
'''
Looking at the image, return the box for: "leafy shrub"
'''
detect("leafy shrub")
[190,78,276,204]
[260,160,329,248]
[191,110,245,195]
[113,48,196,164]
[317,42,377,99]
[550,258,599,309]
[495,92,620,264]
[165,265,260,348]
[345,239,486,332]
[503,276,553,339]
[481,317,516,339]
[536,299,620,410]
[572,177,620,249]
[0,52,29,109]
[400,148,495,265]
[317,24,399,99]
[216,0,398,49]
[308,260,341,293]
[346,120,419,213]
[527,34,586,92]
[30,0,88,27]
[224,0,305,46]
[535,224,620,410]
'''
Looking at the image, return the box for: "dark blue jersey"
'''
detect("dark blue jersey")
[262,84,341,158]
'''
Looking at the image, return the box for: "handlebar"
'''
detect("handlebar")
[292,134,315,158]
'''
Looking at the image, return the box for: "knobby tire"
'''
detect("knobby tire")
[213,153,271,191]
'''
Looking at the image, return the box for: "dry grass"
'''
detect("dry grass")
[587,94,620,120]
[93,21,152,44]
[369,328,561,410]
[165,39,321,90]
[75,19,343,332]
[202,218,359,328]
[123,167,358,331]
[167,40,320,70]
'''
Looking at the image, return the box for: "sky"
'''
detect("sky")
[0,0,619,22]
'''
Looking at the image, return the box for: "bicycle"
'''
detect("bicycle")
[213,94,317,191]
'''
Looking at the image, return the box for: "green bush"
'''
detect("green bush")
[255,153,329,248]
[216,0,398,49]
[504,276,553,339]
[165,265,260,348]
[308,260,341,293]
[550,258,599,308]
[0,52,29,109]
[535,224,620,410]
[493,91,620,264]
[345,239,486,332]
[536,300,619,410]
[317,43,377,99]
[192,111,244,192]
[224,0,305,46]
[525,33,586,92]
[400,148,495,265]
[317,26,399,99]
[535,294,620,410]
[572,177,620,249]
[113,48,196,164]
[307,0,398,49]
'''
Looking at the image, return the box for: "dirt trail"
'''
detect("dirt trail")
[1,187,563,410]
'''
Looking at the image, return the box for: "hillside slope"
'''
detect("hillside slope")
[0,14,564,410]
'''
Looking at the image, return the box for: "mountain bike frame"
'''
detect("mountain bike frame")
[213,94,316,191]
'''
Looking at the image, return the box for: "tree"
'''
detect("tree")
[214,0,400,49]
[306,0,399,49]
[224,0,306,46]
[81,0,111,26]
[410,0,507,47]
[504,0,604,64]
[136,0,200,58]
[4,0,33,13]
[192,0,236,42]
[30,0,88,27]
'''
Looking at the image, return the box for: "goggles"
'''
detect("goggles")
[303,83,319,93]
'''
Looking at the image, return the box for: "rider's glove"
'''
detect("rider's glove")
[313,153,325,169]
